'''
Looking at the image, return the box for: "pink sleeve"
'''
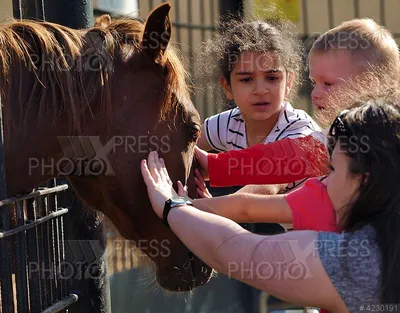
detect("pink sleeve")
[284,178,340,233]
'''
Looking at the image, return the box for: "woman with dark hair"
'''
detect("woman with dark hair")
[140,99,400,313]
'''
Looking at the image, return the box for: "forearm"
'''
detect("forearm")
[192,194,245,220]
[167,205,253,273]
[192,193,292,223]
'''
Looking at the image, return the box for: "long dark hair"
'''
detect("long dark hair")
[328,99,400,302]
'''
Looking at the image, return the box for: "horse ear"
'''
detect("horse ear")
[141,2,172,63]
[95,14,112,28]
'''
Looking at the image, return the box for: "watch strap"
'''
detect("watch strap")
[163,198,193,228]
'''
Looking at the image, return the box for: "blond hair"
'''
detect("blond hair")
[311,18,400,81]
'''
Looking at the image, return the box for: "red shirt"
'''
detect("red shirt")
[208,135,329,187]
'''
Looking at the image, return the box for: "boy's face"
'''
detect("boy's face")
[308,50,364,110]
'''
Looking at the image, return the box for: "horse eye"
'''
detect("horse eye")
[188,124,201,141]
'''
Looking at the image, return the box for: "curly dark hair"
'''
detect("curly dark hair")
[195,14,305,109]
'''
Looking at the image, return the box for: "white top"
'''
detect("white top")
[204,101,321,152]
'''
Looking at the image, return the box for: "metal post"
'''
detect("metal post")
[44,0,94,29]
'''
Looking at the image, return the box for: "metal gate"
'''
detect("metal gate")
[0,1,110,312]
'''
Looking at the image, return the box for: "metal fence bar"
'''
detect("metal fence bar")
[187,0,196,109]
[0,185,68,207]
[38,194,51,308]
[26,198,43,312]
[210,0,217,116]
[354,0,359,18]
[36,194,48,311]
[57,202,67,301]
[0,90,14,313]
[301,0,309,38]
[0,209,68,238]
[380,0,386,26]
[35,0,45,21]
[12,0,22,19]
[0,234,15,313]
[46,179,58,306]
[41,294,79,313]
[327,0,334,29]
[14,201,29,313]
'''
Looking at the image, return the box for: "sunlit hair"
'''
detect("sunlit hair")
[311,18,400,83]
[195,6,304,108]
[314,65,400,129]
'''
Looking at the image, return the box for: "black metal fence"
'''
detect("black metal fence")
[0,181,79,313]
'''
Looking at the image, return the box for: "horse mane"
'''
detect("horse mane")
[0,17,190,135]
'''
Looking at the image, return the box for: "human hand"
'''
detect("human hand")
[175,169,212,199]
[141,151,179,218]
[195,169,212,198]
[194,146,209,180]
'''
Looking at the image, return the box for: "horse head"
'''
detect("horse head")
[0,3,213,291]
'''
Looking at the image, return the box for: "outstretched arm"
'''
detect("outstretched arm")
[140,151,346,313]
[206,135,328,187]
[190,192,292,224]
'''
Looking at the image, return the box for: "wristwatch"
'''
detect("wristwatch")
[163,196,193,228]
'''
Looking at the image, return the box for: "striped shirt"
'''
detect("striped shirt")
[204,101,321,152]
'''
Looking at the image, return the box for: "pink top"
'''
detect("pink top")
[284,178,340,233]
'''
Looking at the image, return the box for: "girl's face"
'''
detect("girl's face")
[325,142,362,224]
[221,51,292,122]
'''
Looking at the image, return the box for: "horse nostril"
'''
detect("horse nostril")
[188,251,195,260]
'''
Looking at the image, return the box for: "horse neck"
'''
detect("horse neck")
[2,95,107,196]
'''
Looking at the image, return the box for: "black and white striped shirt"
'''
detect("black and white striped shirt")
[204,101,321,152]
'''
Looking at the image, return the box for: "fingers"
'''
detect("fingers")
[140,159,155,186]
[195,169,207,191]
[194,169,212,198]
[147,151,162,182]
[197,187,212,199]
[177,180,189,197]
[159,158,173,185]
[194,146,209,179]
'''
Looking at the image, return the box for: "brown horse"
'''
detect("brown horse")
[0,3,212,291]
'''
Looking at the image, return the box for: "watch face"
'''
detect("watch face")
[171,196,189,204]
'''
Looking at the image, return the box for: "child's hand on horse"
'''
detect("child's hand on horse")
[195,169,212,198]
[176,171,212,199]
[141,151,179,218]
[194,146,209,180]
